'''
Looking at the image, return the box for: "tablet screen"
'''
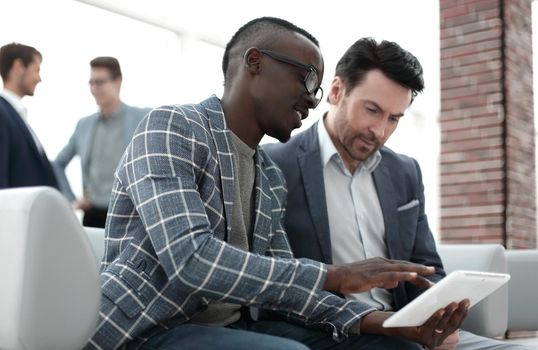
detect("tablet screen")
[383,270,510,328]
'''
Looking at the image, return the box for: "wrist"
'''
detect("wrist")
[323,264,344,292]
[359,311,397,336]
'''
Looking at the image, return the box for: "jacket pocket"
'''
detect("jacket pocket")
[397,199,419,212]
[397,203,420,259]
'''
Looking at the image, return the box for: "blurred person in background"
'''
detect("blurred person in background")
[0,42,59,190]
[54,56,150,228]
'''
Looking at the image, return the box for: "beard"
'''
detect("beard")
[344,134,380,162]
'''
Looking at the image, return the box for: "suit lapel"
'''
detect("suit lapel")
[81,116,98,172]
[298,123,333,263]
[372,159,400,260]
[201,96,234,241]
[120,104,134,146]
[1,97,48,163]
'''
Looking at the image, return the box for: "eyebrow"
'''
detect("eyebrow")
[365,99,405,118]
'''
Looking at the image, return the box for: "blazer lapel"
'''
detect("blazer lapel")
[251,153,272,254]
[298,123,333,263]
[201,96,234,241]
[372,159,400,260]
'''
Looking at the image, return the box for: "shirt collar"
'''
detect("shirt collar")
[0,89,27,120]
[317,113,382,173]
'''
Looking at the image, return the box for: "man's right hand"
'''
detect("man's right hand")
[73,197,92,211]
[323,257,435,294]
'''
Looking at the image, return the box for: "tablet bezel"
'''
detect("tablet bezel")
[382,270,510,328]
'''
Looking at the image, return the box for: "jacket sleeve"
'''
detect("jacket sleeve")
[262,187,376,341]
[52,124,78,201]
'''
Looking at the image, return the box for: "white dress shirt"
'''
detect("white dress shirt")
[318,118,393,310]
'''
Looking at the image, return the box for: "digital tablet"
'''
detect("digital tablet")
[383,270,510,328]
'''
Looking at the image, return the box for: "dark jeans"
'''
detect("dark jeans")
[135,319,423,350]
[82,206,108,228]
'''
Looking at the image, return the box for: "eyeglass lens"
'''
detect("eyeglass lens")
[305,72,323,103]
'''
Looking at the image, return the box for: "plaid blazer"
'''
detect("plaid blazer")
[85,96,373,350]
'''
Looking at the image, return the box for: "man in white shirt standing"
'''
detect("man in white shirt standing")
[0,42,58,189]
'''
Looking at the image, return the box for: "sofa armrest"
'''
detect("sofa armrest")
[84,226,105,264]
[437,244,508,338]
[506,249,538,331]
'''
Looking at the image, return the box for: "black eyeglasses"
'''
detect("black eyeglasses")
[89,77,113,87]
[259,49,323,107]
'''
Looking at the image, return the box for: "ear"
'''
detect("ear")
[243,47,262,75]
[328,76,345,105]
[10,58,24,76]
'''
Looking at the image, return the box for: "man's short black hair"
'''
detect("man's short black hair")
[90,56,122,80]
[222,17,319,84]
[0,42,41,81]
[335,37,424,100]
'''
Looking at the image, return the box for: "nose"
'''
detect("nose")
[369,119,387,140]
[304,91,317,109]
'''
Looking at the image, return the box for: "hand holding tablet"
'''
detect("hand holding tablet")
[383,270,510,328]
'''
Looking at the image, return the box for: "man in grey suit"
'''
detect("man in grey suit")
[54,56,150,228]
[83,18,466,350]
[265,38,530,349]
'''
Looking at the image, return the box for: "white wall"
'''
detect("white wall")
[1,0,441,237]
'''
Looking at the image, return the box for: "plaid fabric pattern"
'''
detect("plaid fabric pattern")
[84,96,373,350]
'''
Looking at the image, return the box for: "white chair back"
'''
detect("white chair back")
[0,187,100,350]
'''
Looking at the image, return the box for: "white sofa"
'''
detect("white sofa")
[1,187,537,348]
[84,226,538,345]
[506,249,538,333]
[0,187,100,350]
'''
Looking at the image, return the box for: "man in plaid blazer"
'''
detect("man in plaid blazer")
[85,17,455,350]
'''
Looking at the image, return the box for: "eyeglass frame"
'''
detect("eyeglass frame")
[258,49,323,106]
[88,77,115,87]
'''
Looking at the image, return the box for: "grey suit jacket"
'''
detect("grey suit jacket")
[53,103,150,201]
[85,96,374,350]
[264,121,445,311]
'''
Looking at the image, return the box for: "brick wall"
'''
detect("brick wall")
[440,0,536,248]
